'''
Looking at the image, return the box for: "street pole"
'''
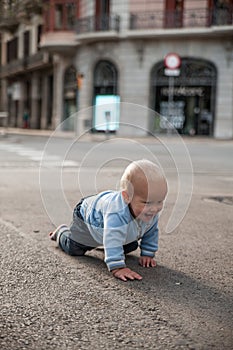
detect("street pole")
[164,53,181,135]
[75,73,84,137]
[168,75,174,134]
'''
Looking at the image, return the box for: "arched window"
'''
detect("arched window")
[94,60,118,96]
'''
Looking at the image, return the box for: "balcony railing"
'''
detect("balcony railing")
[130,8,233,30]
[0,58,25,78]
[24,51,51,67]
[0,52,52,78]
[75,14,120,34]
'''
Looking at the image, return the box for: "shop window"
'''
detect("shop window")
[151,58,217,136]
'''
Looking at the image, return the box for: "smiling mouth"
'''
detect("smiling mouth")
[144,213,154,218]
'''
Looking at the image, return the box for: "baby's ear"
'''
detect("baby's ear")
[122,190,130,204]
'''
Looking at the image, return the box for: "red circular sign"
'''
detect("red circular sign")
[164,53,181,69]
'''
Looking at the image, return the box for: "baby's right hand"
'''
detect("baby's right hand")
[111,267,142,282]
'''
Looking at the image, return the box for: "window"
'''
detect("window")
[151,58,217,136]
[164,0,184,28]
[37,25,42,49]
[55,4,63,29]
[55,2,77,30]
[211,0,233,25]
[95,0,110,30]
[93,60,119,132]
[66,3,76,29]
[24,31,30,58]
[7,38,18,62]
[94,60,118,95]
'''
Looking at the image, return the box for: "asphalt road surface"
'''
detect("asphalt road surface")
[0,132,232,350]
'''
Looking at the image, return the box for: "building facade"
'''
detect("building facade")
[0,0,233,138]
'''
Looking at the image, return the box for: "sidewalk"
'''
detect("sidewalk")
[1,127,75,139]
[2,127,233,143]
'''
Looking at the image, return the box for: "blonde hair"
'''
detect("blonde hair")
[120,159,165,193]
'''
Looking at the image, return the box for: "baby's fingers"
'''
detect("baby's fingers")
[150,259,157,267]
[128,270,142,280]
[139,256,156,267]
[112,268,142,281]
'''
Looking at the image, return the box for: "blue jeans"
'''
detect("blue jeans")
[59,230,138,257]
[58,198,139,257]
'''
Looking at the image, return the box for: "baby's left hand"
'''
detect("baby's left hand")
[139,256,156,268]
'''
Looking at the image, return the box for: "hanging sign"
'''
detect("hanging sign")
[164,68,180,76]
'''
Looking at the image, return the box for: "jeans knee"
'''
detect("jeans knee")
[59,234,86,256]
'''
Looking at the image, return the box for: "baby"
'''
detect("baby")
[50,159,167,281]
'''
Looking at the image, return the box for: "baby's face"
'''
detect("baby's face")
[129,178,167,222]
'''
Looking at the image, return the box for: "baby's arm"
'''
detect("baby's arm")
[139,217,159,267]
[105,246,142,281]
[104,245,143,281]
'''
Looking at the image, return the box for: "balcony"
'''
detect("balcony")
[130,8,233,30]
[75,14,120,42]
[39,31,77,54]
[74,8,232,43]
[0,52,52,79]
[76,14,120,33]
[0,18,20,34]
[23,51,52,70]
[0,59,25,78]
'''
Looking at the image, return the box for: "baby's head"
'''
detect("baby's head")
[120,159,167,222]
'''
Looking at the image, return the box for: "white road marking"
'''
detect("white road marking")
[0,143,79,168]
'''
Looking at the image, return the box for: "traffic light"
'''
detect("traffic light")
[77,73,84,89]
